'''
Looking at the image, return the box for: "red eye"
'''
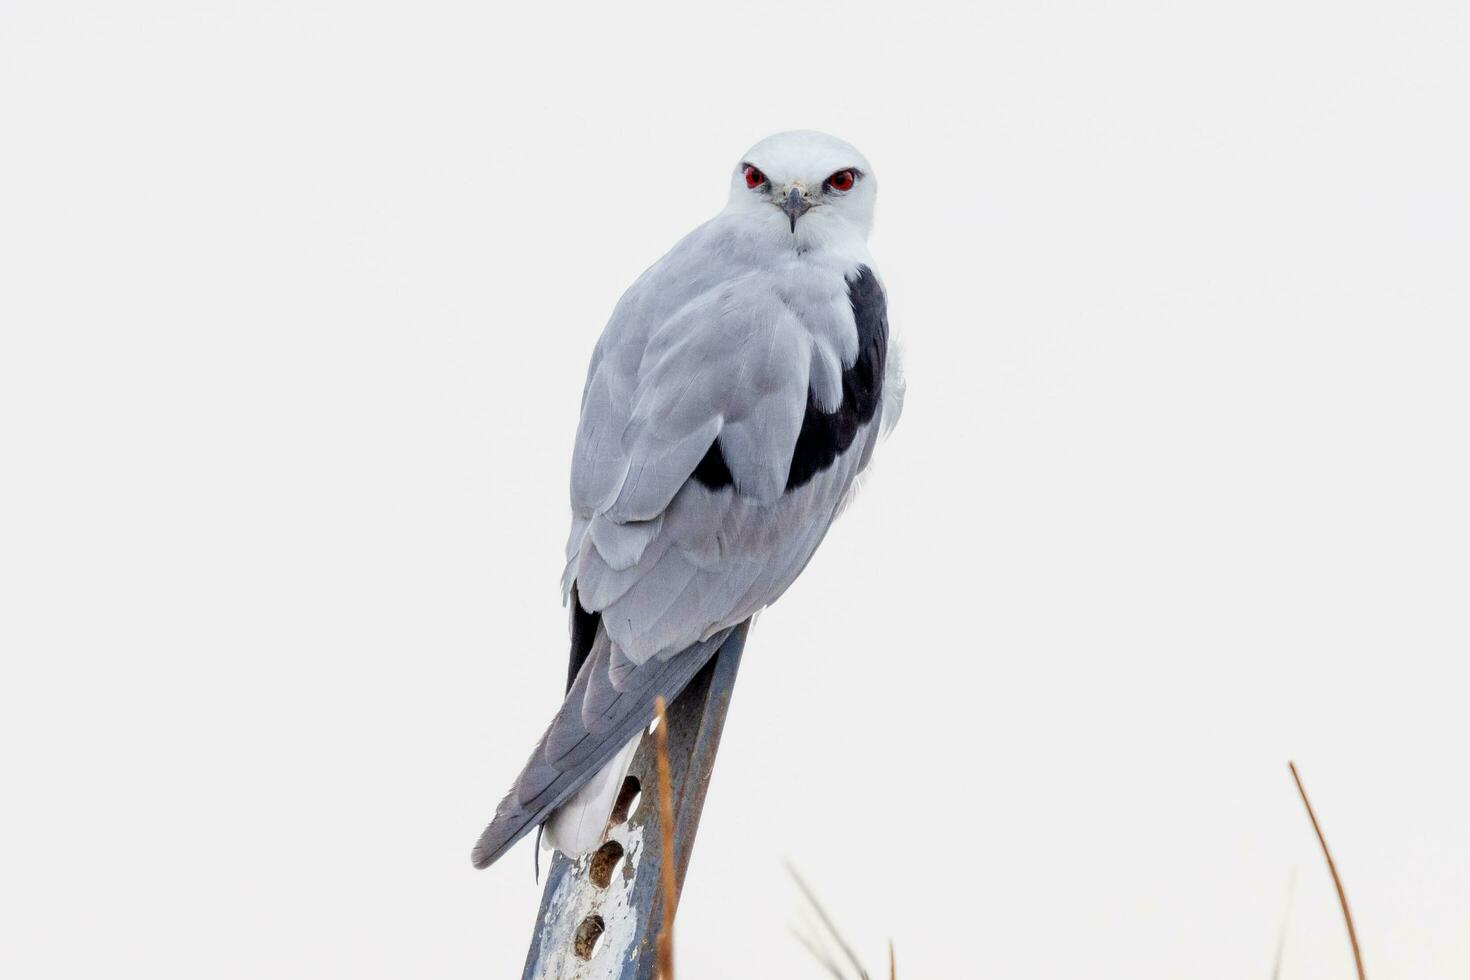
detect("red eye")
[825,169,856,192]
[744,165,766,189]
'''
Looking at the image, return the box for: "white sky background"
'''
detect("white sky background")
[2,1,1467,977]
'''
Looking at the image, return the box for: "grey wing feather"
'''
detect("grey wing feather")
[470,626,733,870]
[564,244,850,664]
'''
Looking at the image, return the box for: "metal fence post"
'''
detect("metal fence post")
[520,621,749,980]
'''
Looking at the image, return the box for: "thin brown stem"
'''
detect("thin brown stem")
[654,697,677,980]
[888,940,895,980]
[1289,761,1366,980]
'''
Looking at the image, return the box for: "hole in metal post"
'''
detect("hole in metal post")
[573,915,606,960]
[588,840,625,888]
[609,775,641,825]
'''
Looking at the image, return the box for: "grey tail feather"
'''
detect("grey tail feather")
[470,628,733,870]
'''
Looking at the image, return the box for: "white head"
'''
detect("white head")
[724,130,876,249]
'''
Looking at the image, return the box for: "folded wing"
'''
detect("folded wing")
[472,222,891,868]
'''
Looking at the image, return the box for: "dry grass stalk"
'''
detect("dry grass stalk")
[1270,866,1297,980]
[653,696,677,980]
[787,863,877,980]
[1289,761,1366,980]
[790,924,854,980]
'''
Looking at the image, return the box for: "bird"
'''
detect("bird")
[471,130,903,870]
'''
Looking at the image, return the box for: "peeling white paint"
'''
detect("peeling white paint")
[525,821,646,979]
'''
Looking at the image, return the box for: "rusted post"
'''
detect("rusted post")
[520,622,749,980]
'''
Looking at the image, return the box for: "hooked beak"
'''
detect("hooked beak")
[778,186,812,232]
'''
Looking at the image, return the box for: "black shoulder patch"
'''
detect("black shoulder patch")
[691,438,734,490]
[566,584,600,694]
[786,265,888,491]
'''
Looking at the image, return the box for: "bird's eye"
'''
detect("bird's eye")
[744,165,766,189]
[825,169,856,193]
